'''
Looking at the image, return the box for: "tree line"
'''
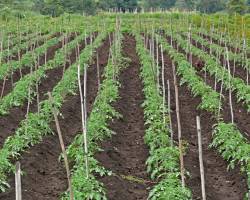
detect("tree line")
[0,0,250,16]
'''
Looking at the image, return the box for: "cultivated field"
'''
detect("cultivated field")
[0,13,249,200]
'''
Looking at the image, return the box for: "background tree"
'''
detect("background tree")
[227,0,248,14]
[116,0,138,11]
[96,0,117,10]
[141,0,176,10]
[197,0,226,13]
[175,0,188,10]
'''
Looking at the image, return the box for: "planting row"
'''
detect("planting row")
[155,32,250,198]
[0,31,94,116]
[0,29,109,192]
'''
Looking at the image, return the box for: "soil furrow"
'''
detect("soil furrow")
[95,34,152,200]
[0,36,111,200]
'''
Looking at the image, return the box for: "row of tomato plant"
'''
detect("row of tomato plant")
[0,31,52,61]
[0,33,64,81]
[184,30,249,69]
[62,29,124,200]
[155,32,250,198]
[165,29,250,113]
[0,30,93,116]
[155,33,220,115]
[0,29,109,192]
[193,26,249,55]
[0,31,40,50]
[134,31,192,199]
[0,31,39,52]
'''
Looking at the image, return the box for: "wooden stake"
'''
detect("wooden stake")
[96,53,100,90]
[167,80,173,146]
[156,37,160,91]
[77,64,89,179]
[15,161,22,200]
[172,61,185,187]
[226,47,234,124]
[161,45,166,125]
[0,76,6,99]
[48,92,74,200]
[196,116,206,200]
[18,49,22,78]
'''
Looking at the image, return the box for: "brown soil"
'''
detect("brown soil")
[0,35,111,200]
[157,35,248,200]
[95,34,152,200]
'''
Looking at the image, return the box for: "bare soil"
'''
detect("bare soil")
[95,34,153,200]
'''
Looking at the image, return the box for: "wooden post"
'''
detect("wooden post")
[48,92,74,200]
[226,47,234,124]
[77,64,89,179]
[0,76,6,99]
[172,61,185,187]
[167,80,173,146]
[96,53,100,90]
[35,62,40,114]
[18,49,22,78]
[156,37,160,91]
[188,24,192,66]
[196,116,206,200]
[161,45,166,126]
[15,161,22,200]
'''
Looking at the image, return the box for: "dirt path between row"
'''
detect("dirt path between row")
[95,35,152,200]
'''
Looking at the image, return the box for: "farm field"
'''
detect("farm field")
[0,13,249,200]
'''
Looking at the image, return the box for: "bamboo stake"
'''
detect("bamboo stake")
[34,60,40,113]
[188,24,192,65]
[15,161,22,200]
[48,92,73,200]
[8,35,14,89]
[0,32,3,63]
[63,34,68,74]
[18,49,22,78]
[83,65,88,138]
[156,37,160,91]
[196,116,206,200]
[26,85,31,118]
[172,61,185,187]
[0,76,6,99]
[96,53,100,90]
[25,64,33,118]
[226,47,234,124]
[161,45,166,125]
[77,64,89,179]
[167,80,173,146]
